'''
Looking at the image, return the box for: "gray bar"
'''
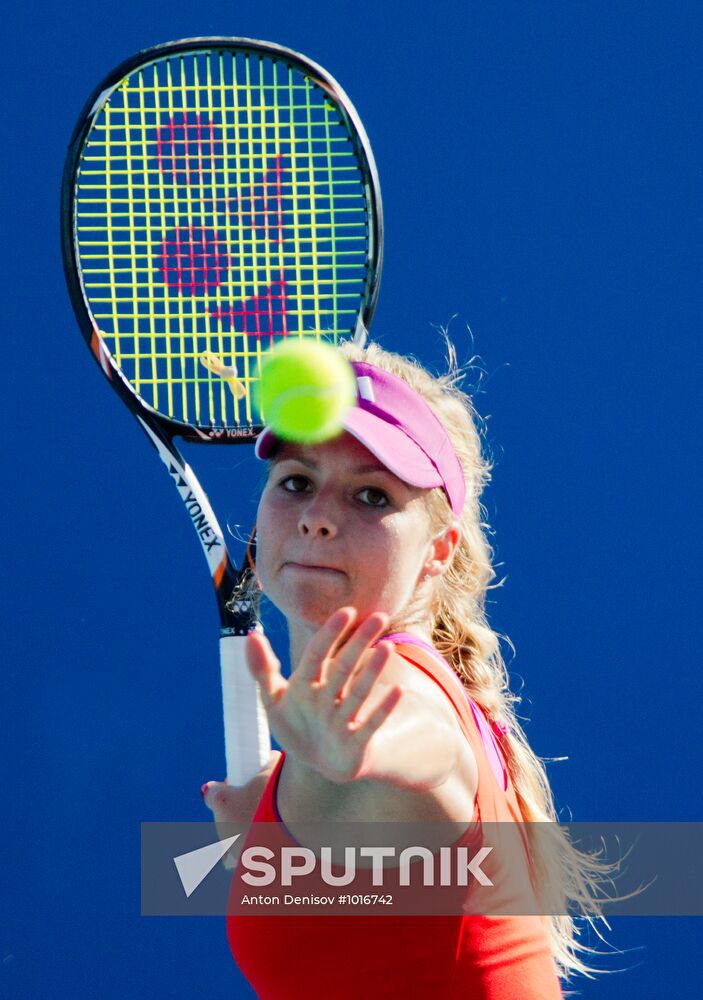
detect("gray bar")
[141,821,703,916]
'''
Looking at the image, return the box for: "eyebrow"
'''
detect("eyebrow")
[272,452,394,477]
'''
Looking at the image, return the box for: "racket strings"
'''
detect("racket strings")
[74,49,371,429]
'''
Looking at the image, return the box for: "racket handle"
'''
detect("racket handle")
[219,632,271,786]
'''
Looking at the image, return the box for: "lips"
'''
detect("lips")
[284,561,345,574]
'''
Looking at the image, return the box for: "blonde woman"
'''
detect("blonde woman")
[202,341,603,997]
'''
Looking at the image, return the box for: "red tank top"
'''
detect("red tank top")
[227,641,562,999]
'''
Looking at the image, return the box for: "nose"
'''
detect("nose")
[297,495,338,539]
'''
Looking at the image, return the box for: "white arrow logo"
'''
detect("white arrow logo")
[173,834,241,897]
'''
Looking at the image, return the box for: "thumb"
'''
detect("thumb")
[245,630,287,703]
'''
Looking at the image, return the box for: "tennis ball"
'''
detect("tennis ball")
[256,339,357,444]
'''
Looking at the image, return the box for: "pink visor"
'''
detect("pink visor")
[254,361,466,516]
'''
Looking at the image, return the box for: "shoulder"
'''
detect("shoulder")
[370,646,478,822]
[380,644,468,735]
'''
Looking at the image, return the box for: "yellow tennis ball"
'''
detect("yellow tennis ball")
[256,339,357,443]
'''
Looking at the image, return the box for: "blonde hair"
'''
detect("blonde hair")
[338,337,611,983]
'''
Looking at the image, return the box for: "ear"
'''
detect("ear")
[424,521,461,579]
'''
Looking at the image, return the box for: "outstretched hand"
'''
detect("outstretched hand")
[245,607,402,784]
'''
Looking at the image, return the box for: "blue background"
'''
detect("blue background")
[3,1,701,996]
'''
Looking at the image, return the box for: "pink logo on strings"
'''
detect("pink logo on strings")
[156,112,223,189]
[160,226,229,297]
[155,112,289,337]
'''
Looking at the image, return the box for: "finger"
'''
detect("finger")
[352,684,403,734]
[201,780,238,821]
[296,606,358,682]
[245,631,287,704]
[336,643,393,719]
[325,613,389,700]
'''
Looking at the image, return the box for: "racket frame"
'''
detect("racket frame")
[60,37,384,783]
[60,35,383,444]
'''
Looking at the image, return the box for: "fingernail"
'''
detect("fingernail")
[200,782,209,797]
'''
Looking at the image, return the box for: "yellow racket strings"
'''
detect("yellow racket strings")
[75,49,368,428]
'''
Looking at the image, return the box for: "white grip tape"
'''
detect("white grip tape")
[219,633,271,786]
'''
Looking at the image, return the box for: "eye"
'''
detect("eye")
[357,487,389,508]
[279,474,311,494]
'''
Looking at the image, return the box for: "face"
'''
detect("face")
[255,432,439,636]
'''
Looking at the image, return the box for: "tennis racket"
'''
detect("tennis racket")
[61,37,383,785]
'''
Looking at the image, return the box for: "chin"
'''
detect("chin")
[266,588,349,626]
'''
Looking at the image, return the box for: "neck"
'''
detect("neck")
[287,619,434,671]
[288,622,315,671]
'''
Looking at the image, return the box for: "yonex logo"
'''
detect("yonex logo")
[182,490,221,551]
